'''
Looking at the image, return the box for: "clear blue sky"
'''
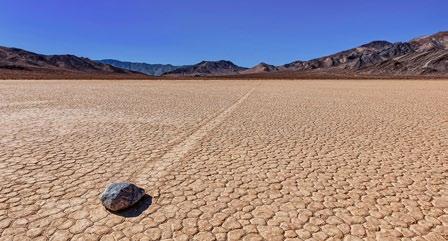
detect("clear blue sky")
[1,0,446,67]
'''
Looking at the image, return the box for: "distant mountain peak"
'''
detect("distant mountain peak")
[240,62,278,74]
[359,40,392,49]
[199,60,231,64]
[256,62,272,67]
[163,60,247,77]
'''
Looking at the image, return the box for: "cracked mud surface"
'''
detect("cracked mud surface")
[0,79,447,241]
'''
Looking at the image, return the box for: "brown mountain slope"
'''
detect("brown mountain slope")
[240,62,278,74]
[0,46,148,79]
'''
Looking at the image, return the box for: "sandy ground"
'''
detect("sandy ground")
[0,79,447,241]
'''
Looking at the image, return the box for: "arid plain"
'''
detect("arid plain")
[0,79,447,241]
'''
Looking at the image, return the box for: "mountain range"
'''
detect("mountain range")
[162,31,447,77]
[0,31,447,79]
[97,59,184,76]
[0,46,147,79]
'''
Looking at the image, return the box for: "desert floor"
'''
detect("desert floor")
[0,79,447,241]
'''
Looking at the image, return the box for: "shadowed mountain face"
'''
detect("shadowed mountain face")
[163,60,247,76]
[0,46,146,79]
[97,59,183,76]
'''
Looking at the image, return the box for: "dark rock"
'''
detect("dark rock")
[100,183,145,211]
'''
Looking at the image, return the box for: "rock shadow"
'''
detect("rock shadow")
[112,194,153,218]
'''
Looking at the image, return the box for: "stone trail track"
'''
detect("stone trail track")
[0,79,447,241]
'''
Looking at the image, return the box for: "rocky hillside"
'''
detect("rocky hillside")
[240,62,278,74]
[163,60,247,77]
[97,59,183,76]
[0,46,147,79]
[279,31,448,75]
[0,47,133,73]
